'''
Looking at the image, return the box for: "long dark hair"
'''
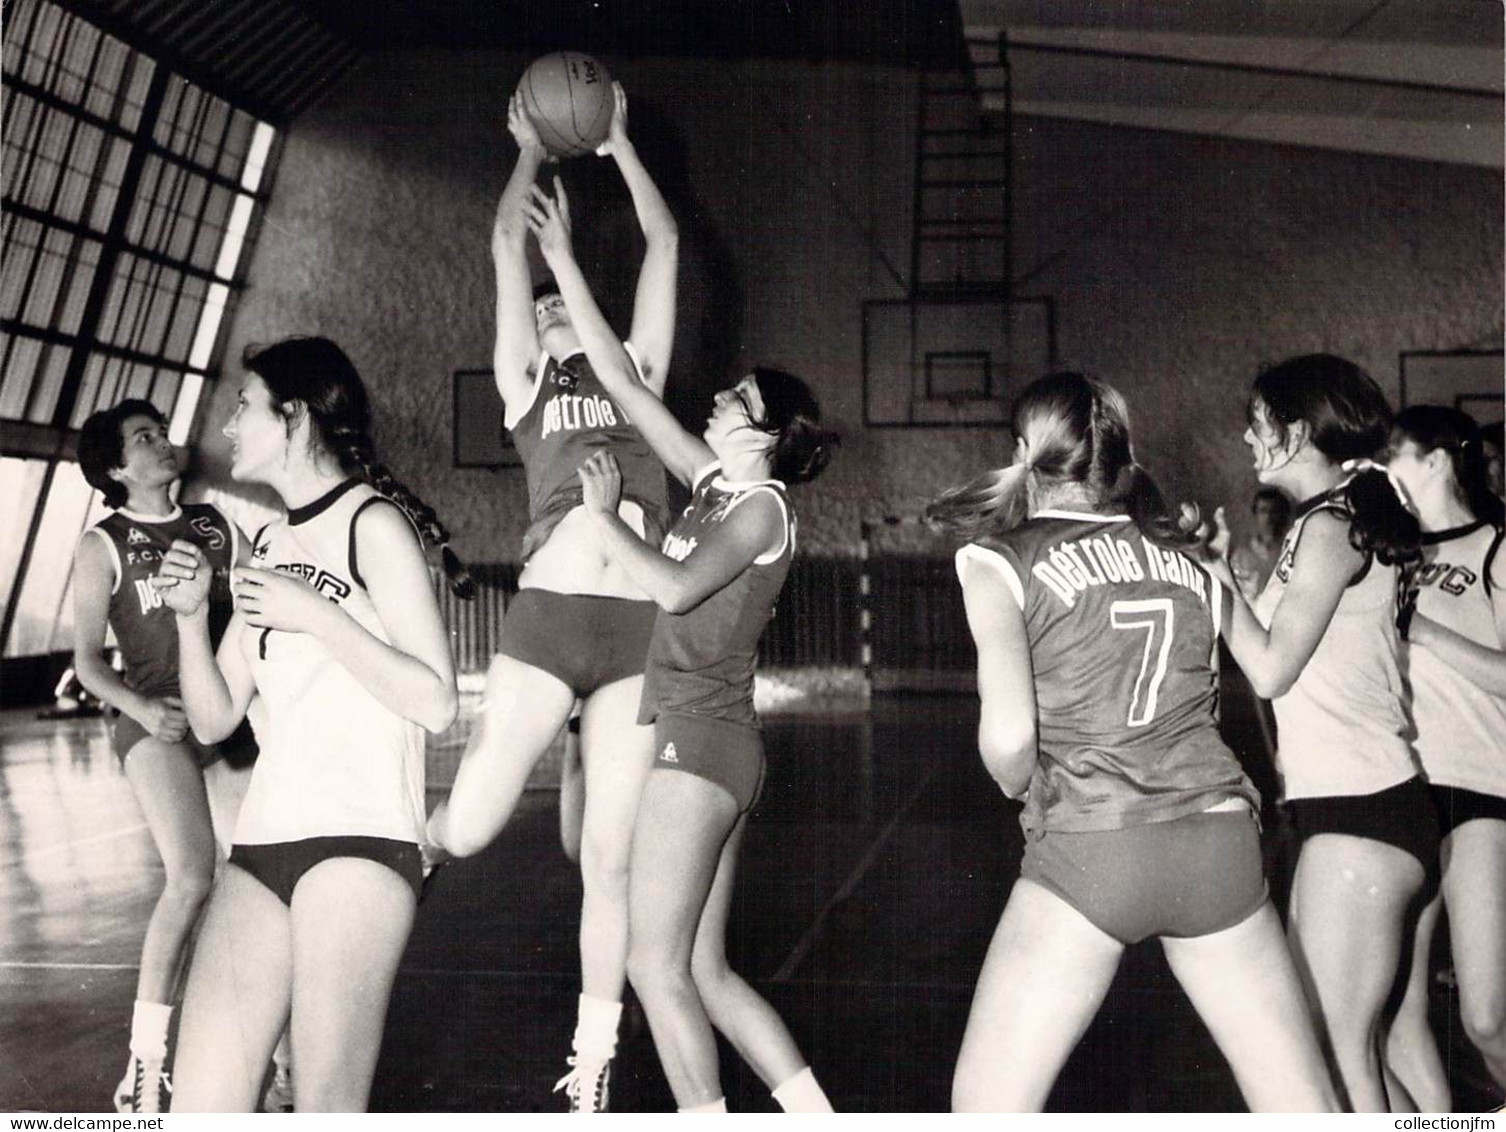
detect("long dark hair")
[79,398,168,509]
[1392,404,1505,527]
[926,372,1193,548]
[243,337,475,598]
[1251,354,1420,566]
[747,366,838,485]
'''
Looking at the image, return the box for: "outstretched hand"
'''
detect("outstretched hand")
[578,451,623,516]
[525,177,573,264]
[594,82,629,156]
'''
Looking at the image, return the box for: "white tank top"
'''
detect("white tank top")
[1404,521,1506,797]
[1254,497,1419,800]
[234,480,427,845]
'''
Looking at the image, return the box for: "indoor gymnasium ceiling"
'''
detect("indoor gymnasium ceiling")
[965,0,1503,167]
[55,0,1503,166]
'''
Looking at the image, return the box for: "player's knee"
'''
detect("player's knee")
[578,830,630,892]
[1459,993,1506,1057]
[162,858,214,909]
[689,947,733,999]
[439,818,491,860]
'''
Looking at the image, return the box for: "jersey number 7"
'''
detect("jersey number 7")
[1110,598,1173,727]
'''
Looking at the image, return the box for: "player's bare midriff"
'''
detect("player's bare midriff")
[517,499,653,600]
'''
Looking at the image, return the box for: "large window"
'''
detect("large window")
[1,0,277,662]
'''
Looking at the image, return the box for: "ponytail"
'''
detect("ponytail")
[336,427,477,599]
[1338,465,1422,568]
[925,463,1030,541]
[1110,462,1200,551]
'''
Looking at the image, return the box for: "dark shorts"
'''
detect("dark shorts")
[1019,808,1268,945]
[112,711,221,769]
[497,589,658,697]
[652,713,766,813]
[1286,776,1441,887]
[1430,783,1506,839]
[229,837,422,906]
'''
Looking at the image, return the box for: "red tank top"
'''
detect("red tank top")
[960,510,1257,835]
[507,345,668,561]
[90,503,238,698]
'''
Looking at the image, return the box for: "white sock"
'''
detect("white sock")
[129,1000,173,1061]
[679,1097,727,1113]
[772,1066,833,1113]
[572,993,623,1062]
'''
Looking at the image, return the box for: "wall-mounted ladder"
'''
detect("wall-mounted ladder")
[911,32,1010,298]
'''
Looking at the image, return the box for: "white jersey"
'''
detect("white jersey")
[1253,496,1420,800]
[233,479,427,846]
[1403,521,1506,798]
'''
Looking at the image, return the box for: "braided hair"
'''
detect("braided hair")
[243,337,476,598]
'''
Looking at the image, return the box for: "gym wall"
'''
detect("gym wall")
[191,48,1503,560]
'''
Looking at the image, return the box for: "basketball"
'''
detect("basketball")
[517,52,614,158]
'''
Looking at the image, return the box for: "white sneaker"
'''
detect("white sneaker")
[553,1055,611,1113]
[113,1054,171,1114]
[261,1062,294,1113]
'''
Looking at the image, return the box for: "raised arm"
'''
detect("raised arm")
[71,531,187,744]
[1209,511,1355,698]
[597,83,678,393]
[579,452,780,613]
[958,551,1037,798]
[493,93,550,415]
[529,180,710,486]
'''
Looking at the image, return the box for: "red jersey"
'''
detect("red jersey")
[638,464,794,728]
[88,503,238,699]
[506,344,668,561]
[958,509,1257,835]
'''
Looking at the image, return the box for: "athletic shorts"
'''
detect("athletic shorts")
[497,589,658,696]
[652,712,766,813]
[112,710,221,769]
[229,837,422,906]
[1019,808,1268,945]
[1286,776,1440,888]
[1430,783,1506,839]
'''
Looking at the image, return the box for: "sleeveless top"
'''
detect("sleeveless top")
[638,464,795,729]
[1252,493,1418,800]
[959,511,1257,836]
[86,503,238,699]
[506,343,668,562]
[233,479,427,846]
[1402,521,1506,797]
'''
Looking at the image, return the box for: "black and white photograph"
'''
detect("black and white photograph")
[1,0,1503,1114]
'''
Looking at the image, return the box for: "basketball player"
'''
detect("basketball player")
[423,82,677,1112]
[1383,406,1506,1105]
[73,399,248,1113]
[154,337,466,1111]
[527,172,839,1112]
[1205,355,1432,1111]
[928,373,1335,1112]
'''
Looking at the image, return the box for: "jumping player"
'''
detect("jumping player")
[527,172,839,1112]
[1384,406,1506,1105]
[1205,355,1431,1111]
[155,337,466,1111]
[73,399,248,1113]
[423,82,677,1112]
[929,372,1336,1112]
